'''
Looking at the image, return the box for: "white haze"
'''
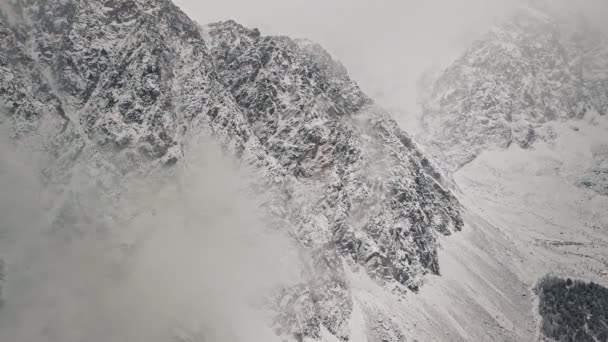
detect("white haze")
[0,133,302,341]
[2,0,608,341]
[175,0,608,130]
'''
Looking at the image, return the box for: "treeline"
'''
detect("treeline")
[537,276,608,342]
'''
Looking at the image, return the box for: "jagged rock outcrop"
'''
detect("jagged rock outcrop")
[578,143,608,196]
[0,1,462,340]
[203,17,462,282]
[419,4,608,172]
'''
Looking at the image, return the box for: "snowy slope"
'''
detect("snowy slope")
[369,104,608,342]
[408,4,608,341]
[455,114,608,285]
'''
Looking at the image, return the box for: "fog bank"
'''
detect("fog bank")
[0,135,301,341]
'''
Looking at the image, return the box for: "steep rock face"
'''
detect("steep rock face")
[5,0,266,171]
[203,19,462,284]
[419,5,608,172]
[202,22,463,339]
[0,5,85,184]
[0,1,462,340]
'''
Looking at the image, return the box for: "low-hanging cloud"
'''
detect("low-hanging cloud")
[0,133,303,342]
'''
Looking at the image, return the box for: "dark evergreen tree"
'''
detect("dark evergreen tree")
[537,276,608,342]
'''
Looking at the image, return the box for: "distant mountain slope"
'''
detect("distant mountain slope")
[0,1,462,340]
[419,4,608,172]
[414,5,608,342]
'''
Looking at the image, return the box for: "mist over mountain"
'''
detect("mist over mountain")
[419,3,608,172]
[0,0,461,340]
[1,0,607,341]
[418,2,608,207]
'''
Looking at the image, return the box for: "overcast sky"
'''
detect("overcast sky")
[173,0,608,129]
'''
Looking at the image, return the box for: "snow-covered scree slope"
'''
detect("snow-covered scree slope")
[419,3,608,173]
[0,0,463,341]
[456,114,608,285]
[378,88,608,342]
[299,112,608,341]
[407,4,608,341]
[439,114,608,341]
[252,109,607,341]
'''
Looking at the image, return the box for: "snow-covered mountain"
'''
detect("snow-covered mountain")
[0,0,463,341]
[3,1,605,341]
[419,3,608,173]
[415,4,608,342]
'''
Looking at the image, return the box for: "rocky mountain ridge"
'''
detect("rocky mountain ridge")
[0,0,462,340]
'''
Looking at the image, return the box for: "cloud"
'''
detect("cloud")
[0,134,301,342]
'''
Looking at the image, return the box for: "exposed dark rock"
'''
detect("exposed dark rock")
[0,1,463,340]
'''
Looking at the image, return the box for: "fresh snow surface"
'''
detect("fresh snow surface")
[331,113,608,341]
[455,113,608,288]
[416,114,608,341]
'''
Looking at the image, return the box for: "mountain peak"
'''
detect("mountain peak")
[296,38,349,78]
[419,3,608,171]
